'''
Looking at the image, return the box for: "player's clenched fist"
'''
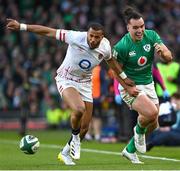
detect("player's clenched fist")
[154,43,163,55]
[6,18,20,31]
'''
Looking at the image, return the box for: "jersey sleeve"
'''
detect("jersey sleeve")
[151,30,163,45]
[104,41,112,61]
[112,41,128,65]
[56,29,82,45]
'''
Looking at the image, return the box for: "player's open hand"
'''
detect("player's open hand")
[6,18,20,31]
[124,77,135,86]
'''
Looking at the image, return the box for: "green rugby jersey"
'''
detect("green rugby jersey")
[113,30,162,85]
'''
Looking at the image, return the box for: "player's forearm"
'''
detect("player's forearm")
[160,49,173,63]
[106,57,124,78]
[155,43,173,63]
[26,24,56,38]
[112,71,128,89]
[7,19,56,38]
[107,57,134,87]
[106,58,126,88]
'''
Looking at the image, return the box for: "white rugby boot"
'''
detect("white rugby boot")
[122,148,144,164]
[70,136,81,160]
[58,152,75,165]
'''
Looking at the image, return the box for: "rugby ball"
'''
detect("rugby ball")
[19,135,40,154]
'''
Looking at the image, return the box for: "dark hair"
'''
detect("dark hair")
[123,6,143,24]
[87,22,105,35]
[172,92,180,99]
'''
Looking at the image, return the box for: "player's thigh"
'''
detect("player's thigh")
[81,101,93,129]
[132,94,158,118]
[56,77,86,111]
[155,104,159,112]
[62,87,85,111]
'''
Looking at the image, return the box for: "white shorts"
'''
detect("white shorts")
[55,76,93,103]
[119,82,159,108]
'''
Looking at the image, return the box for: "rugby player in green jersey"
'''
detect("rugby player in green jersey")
[112,6,172,164]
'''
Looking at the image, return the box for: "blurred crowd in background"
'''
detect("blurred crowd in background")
[0,0,180,143]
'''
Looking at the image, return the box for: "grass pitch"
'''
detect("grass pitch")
[0,130,180,170]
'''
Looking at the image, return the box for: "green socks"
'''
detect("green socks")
[126,122,147,153]
[136,122,147,134]
[126,137,136,153]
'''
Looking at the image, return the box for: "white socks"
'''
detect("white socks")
[72,134,80,141]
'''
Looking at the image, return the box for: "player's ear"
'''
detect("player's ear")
[127,25,129,31]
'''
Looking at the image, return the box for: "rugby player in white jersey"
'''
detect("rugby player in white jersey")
[6,19,138,165]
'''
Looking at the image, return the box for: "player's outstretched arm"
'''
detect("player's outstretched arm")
[6,18,56,38]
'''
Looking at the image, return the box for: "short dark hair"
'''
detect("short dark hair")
[172,92,180,99]
[87,22,105,34]
[123,6,143,24]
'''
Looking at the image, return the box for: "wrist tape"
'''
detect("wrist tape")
[20,23,27,31]
[119,72,127,79]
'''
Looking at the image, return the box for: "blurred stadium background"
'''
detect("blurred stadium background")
[0,0,180,169]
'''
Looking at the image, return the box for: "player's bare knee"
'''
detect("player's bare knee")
[73,105,86,118]
[147,108,158,122]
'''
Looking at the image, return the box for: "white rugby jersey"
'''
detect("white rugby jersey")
[55,29,112,83]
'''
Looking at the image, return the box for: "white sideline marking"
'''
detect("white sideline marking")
[1,139,180,162]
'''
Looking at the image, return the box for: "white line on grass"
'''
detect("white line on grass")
[1,139,180,162]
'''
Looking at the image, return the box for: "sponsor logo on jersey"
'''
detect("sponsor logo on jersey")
[129,51,136,57]
[134,64,150,71]
[143,44,151,52]
[137,56,147,66]
[79,59,91,70]
[112,49,118,59]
